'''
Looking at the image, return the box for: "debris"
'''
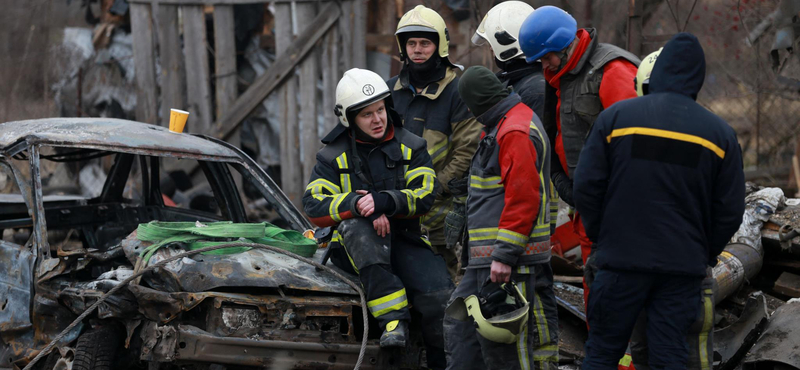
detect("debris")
[773,272,800,298]
[714,293,770,370]
[744,299,800,369]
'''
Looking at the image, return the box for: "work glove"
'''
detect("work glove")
[552,171,574,207]
[367,191,396,221]
[447,176,469,197]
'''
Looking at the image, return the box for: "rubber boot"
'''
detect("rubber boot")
[380,320,409,348]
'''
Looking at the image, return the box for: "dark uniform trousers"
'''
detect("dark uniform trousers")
[443,264,559,370]
[335,217,454,369]
[583,269,703,370]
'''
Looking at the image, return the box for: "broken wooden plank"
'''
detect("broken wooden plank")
[209,2,340,141]
[297,2,320,185]
[773,271,800,298]
[182,5,214,133]
[157,4,186,127]
[130,3,158,124]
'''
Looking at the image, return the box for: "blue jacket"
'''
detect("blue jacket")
[573,33,745,276]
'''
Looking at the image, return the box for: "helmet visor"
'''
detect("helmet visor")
[471,32,487,46]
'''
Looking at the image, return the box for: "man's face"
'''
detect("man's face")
[354,100,388,140]
[541,52,563,72]
[405,37,436,64]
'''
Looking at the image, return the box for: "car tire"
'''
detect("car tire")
[32,351,59,370]
[72,325,122,370]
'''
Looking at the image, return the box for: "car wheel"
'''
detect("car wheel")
[72,325,122,370]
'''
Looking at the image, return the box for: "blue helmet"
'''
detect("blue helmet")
[519,6,578,63]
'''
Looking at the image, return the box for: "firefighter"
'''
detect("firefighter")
[572,33,745,369]
[627,47,717,370]
[302,68,454,369]
[443,66,558,370]
[388,5,482,278]
[518,5,640,306]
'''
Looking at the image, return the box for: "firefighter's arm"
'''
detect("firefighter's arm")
[302,155,360,227]
[437,98,482,193]
[709,138,745,260]
[573,110,612,242]
[598,59,639,109]
[382,146,439,218]
[491,132,541,266]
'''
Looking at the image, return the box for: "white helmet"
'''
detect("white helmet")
[334,68,391,127]
[472,1,535,62]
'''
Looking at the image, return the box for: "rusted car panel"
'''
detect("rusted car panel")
[0,241,33,334]
[744,301,800,369]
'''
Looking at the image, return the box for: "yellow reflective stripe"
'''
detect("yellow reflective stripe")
[329,193,349,222]
[516,265,531,274]
[428,138,449,164]
[399,189,416,216]
[367,288,408,317]
[308,179,341,201]
[420,236,432,247]
[699,289,713,370]
[468,227,498,241]
[498,229,528,248]
[400,144,412,174]
[406,167,435,182]
[619,354,633,367]
[338,235,360,274]
[532,345,559,361]
[470,175,503,189]
[532,291,549,345]
[516,280,530,370]
[335,153,353,193]
[530,224,550,238]
[606,127,726,159]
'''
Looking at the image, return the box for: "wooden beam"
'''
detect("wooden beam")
[130,0,325,3]
[130,3,158,124]
[773,272,800,298]
[183,5,214,133]
[297,2,320,186]
[338,0,354,69]
[275,2,301,208]
[157,4,186,127]
[626,0,643,57]
[213,5,237,117]
[352,0,367,68]
[321,26,338,134]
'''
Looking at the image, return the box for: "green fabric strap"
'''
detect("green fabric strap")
[136,221,317,264]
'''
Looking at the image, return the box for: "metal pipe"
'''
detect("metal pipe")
[712,242,764,304]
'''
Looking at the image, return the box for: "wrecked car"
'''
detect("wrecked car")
[0,118,423,370]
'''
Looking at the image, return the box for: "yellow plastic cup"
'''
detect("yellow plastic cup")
[169,109,190,133]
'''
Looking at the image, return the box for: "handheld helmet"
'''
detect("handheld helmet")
[396,5,451,61]
[445,280,530,344]
[635,48,663,96]
[334,68,391,127]
[473,1,535,62]
[518,6,578,63]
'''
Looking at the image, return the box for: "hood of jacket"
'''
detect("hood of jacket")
[649,32,706,100]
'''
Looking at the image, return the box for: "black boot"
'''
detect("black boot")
[380,320,409,348]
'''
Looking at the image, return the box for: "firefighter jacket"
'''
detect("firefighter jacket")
[542,28,640,182]
[466,94,551,268]
[573,33,745,277]
[388,66,482,244]
[302,113,439,247]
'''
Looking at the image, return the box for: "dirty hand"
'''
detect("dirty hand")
[490,260,512,283]
[373,214,391,237]
[356,190,375,217]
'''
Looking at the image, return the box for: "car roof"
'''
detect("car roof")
[0,118,239,159]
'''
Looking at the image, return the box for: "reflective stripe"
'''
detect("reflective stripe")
[699,289,713,370]
[470,175,503,189]
[308,178,341,201]
[470,241,551,258]
[468,227,499,241]
[532,291,549,346]
[517,280,530,370]
[618,354,633,367]
[406,167,435,183]
[532,345,559,361]
[530,224,551,238]
[335,153,352,193]
[367,288,408,317]
[400,189,417,216]
[606,127,726,159]
[428,137,449,164]
[337,233,360,274]
[498,229,529,248]
[400,144,412,174]
[329,193,348,222]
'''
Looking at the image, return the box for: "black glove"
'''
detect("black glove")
[367,191,396,221]
[447,177,470,197]
[552,171,574,207]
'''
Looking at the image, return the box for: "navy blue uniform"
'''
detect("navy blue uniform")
[573,33,745,369]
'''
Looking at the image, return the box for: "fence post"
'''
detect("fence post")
[157,4,185,127]
[353,0,367,69]
[130,3,158,124]
[183,5,213,133]
[275,2,302,208]
[627,0,643,56]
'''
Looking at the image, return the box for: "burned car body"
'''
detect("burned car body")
[0,118,420,369]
